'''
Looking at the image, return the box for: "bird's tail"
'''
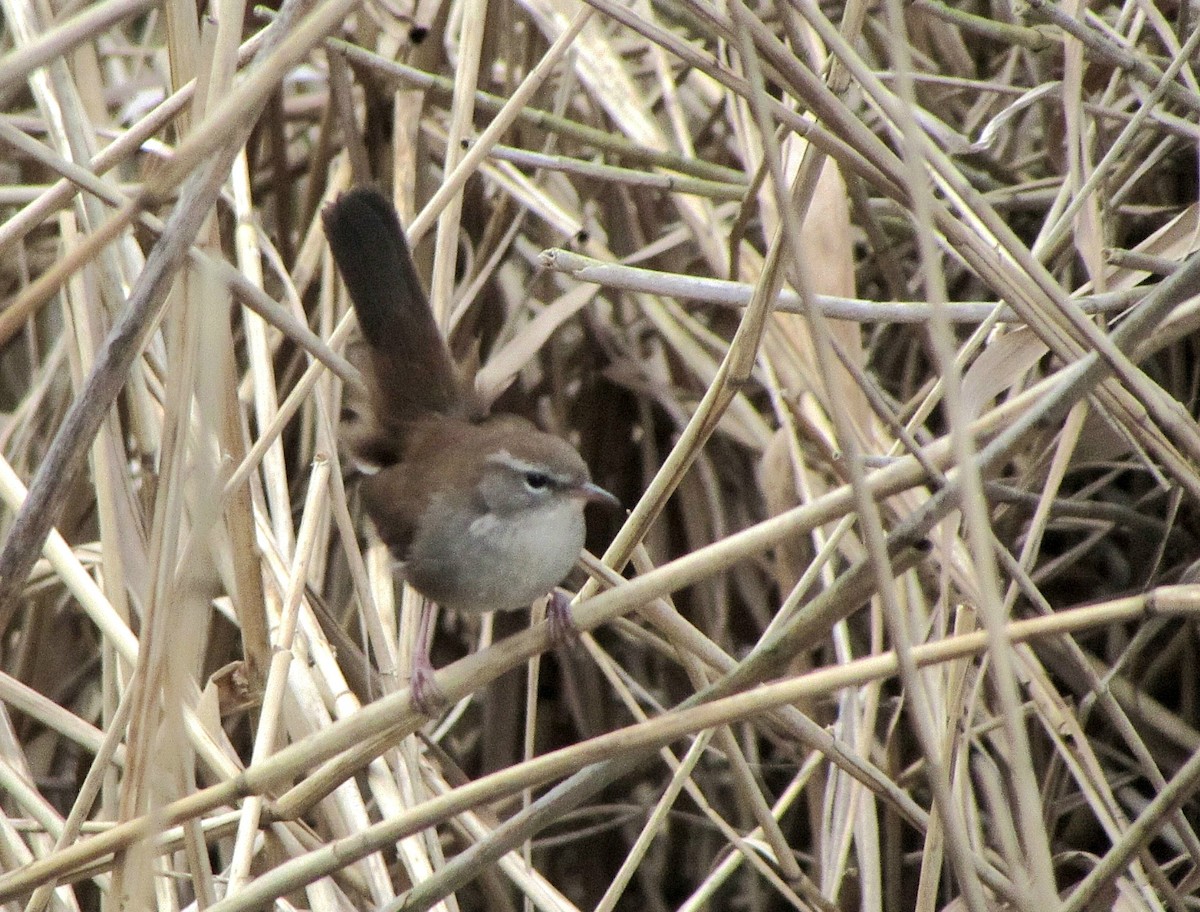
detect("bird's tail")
[323,186,466,450]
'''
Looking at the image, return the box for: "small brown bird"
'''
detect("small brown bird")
[323,186,618,710]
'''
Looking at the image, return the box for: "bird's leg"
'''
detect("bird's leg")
[545,589,581,648]
[409,599,448,715]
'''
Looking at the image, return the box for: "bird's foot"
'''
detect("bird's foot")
[409,654,449,716]
[546,589,581,649]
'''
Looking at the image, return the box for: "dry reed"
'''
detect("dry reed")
[1,0,1200,910]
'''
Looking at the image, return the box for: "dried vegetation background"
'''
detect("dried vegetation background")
[3,0,1200,909]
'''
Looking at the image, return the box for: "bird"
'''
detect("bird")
[322,185,618,711]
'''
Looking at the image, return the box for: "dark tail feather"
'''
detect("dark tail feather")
[323,187,464,430]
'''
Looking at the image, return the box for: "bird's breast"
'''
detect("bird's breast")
[405,496,586,613]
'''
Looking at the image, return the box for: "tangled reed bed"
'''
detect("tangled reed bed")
[2,0,1200,909]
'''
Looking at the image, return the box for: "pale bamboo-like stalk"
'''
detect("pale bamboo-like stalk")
[4,0,1200,908]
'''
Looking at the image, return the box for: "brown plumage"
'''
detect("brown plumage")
[321,185,466,429]
[323,187,617,707]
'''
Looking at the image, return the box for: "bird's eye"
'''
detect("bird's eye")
[524,471,551,491]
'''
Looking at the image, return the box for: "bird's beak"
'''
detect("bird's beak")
[573,481,621,508]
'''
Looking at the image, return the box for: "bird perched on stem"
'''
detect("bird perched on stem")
[322,186,618,711]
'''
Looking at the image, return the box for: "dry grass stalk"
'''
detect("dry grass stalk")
[2,0,1200,910]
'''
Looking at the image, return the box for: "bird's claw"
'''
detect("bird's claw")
[546,590,581,649]
[409,656,449,716]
